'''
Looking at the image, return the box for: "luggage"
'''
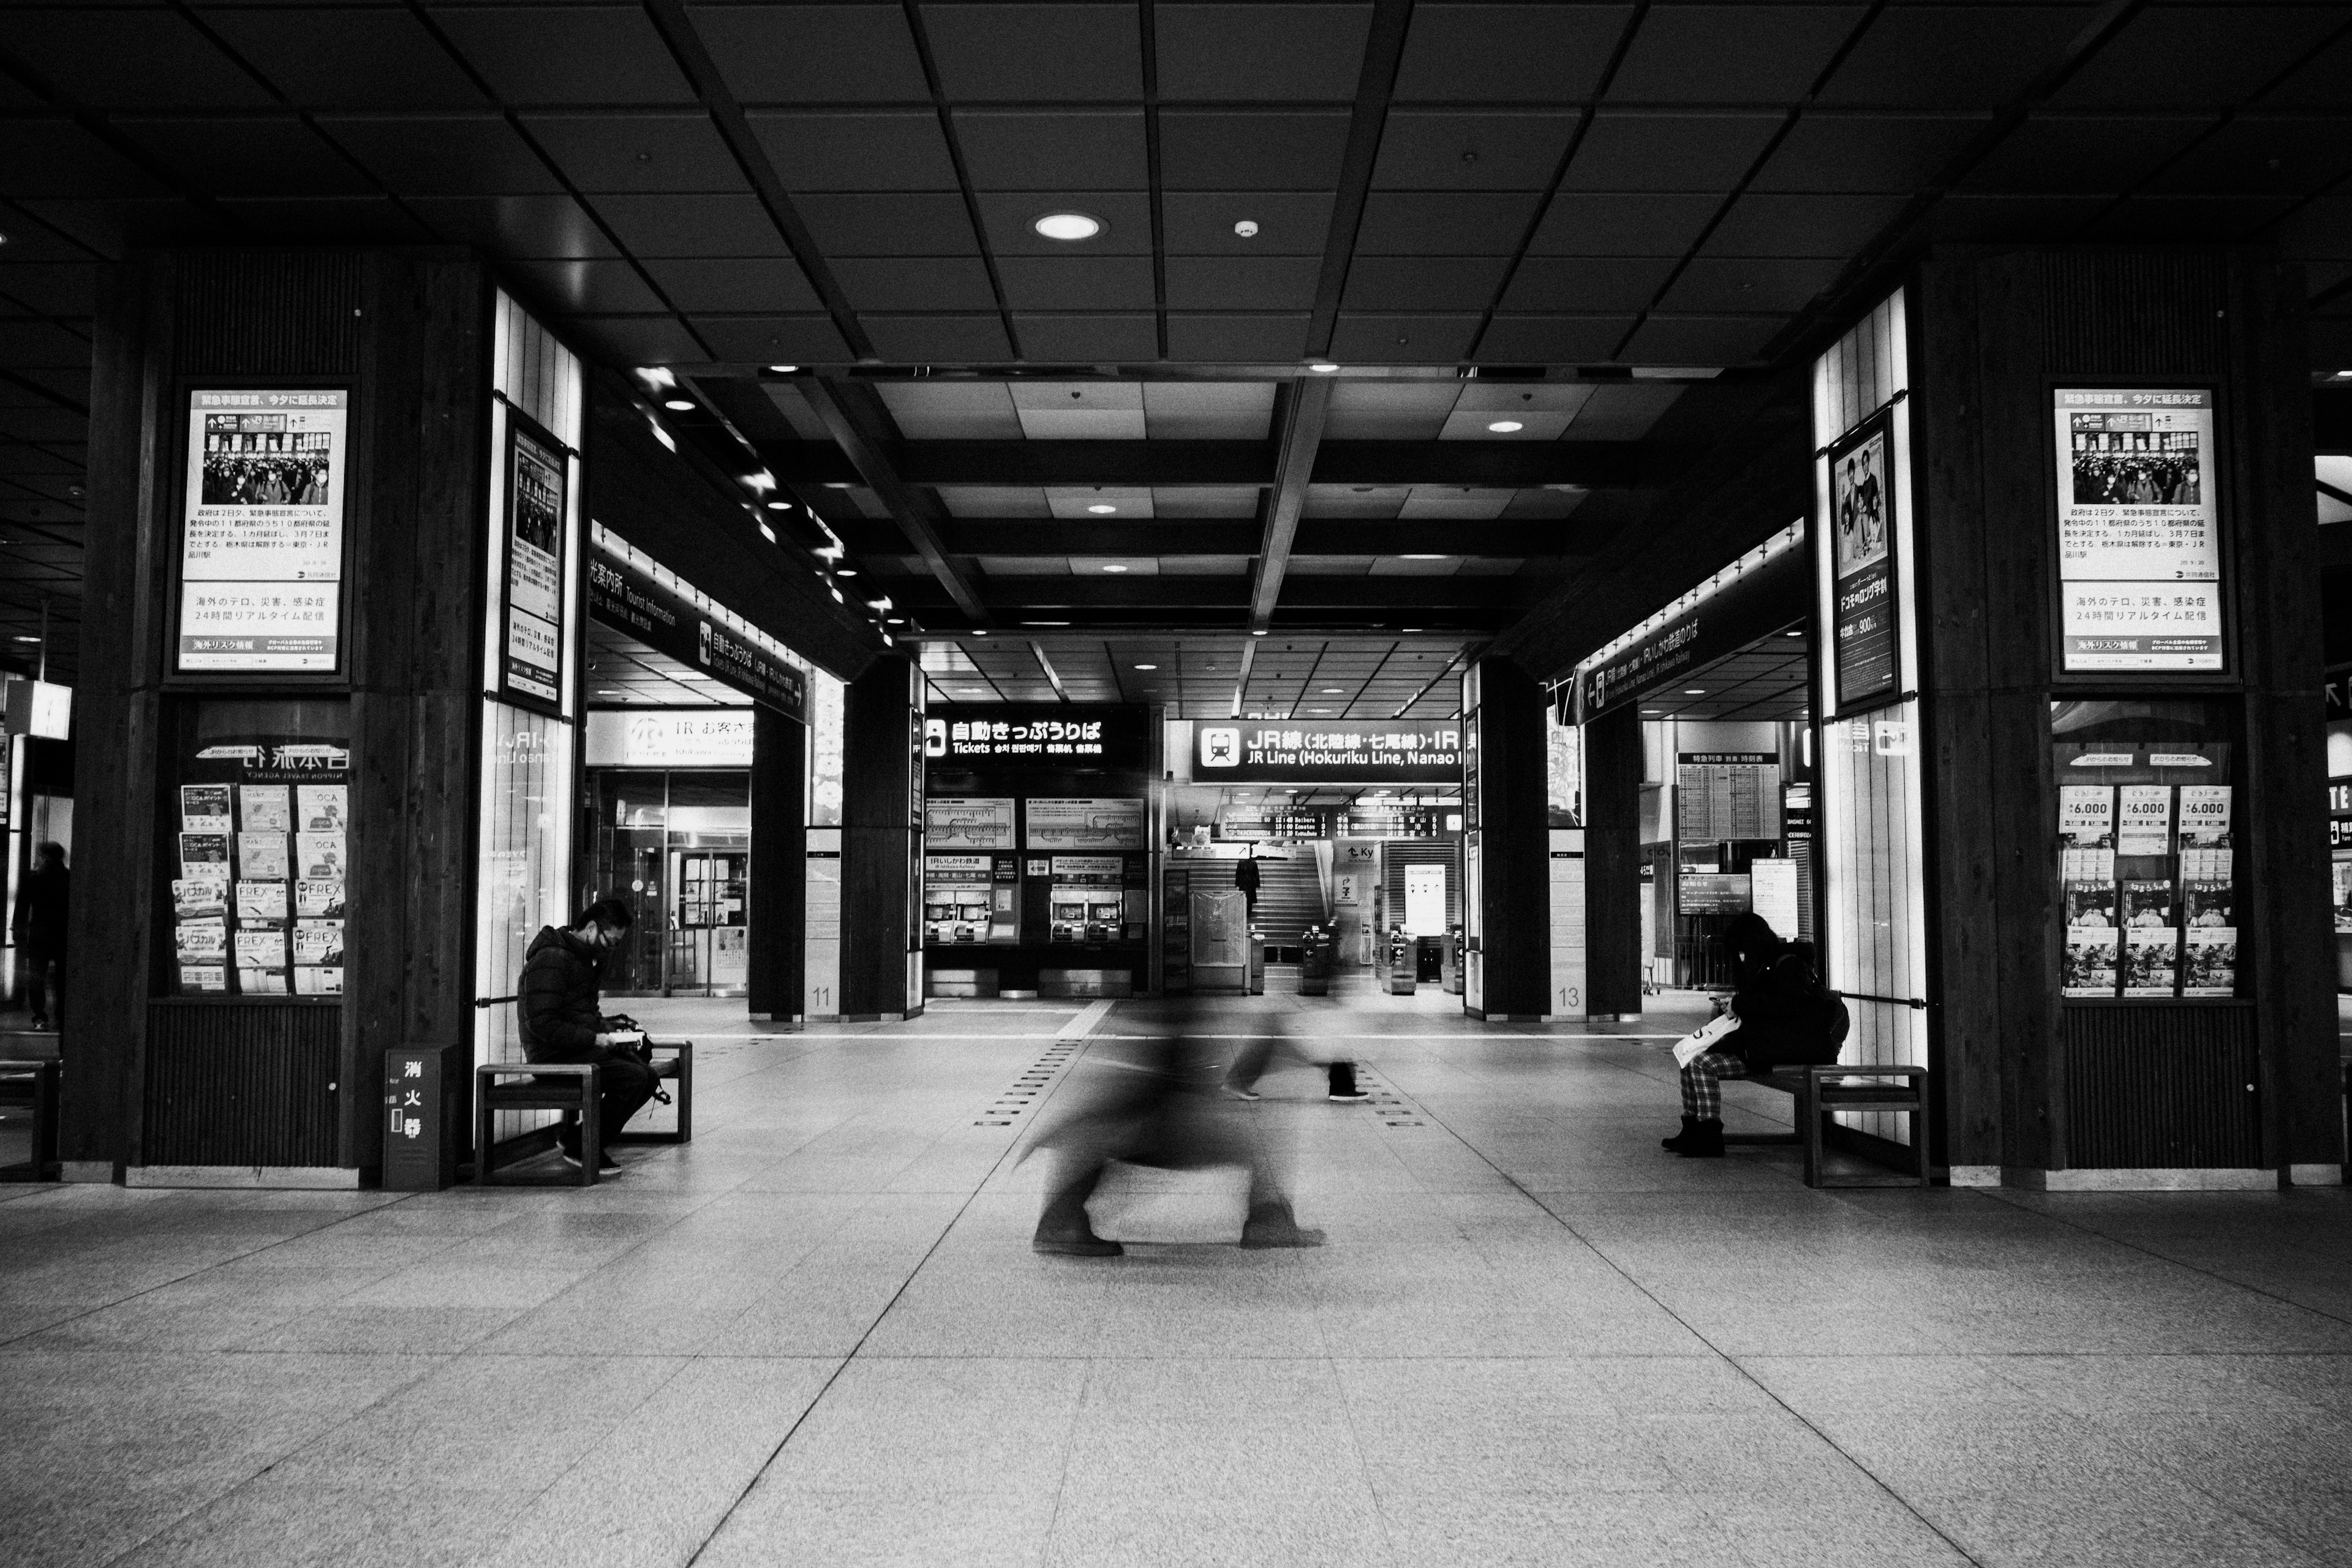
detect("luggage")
[1084,1159,1252,1244]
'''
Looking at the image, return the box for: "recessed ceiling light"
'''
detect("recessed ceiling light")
[1683,688,1705,695]
[1308,361,1339,373]
[758,522,776,542]
[767,364,798,373]
[1034,211,1103,241]
[974,629,989,636]
[1087,503,1117,514]
[1251,629,1268,636]
[663,398,695,411]
[1400,553,1447,560]
[597,688,624,695]
[1024,620,1071,627]
[1233,219,1259,237]
[766,500,789,511]
[1320,687,1342,693]
[1135,663,1158,670]
[1102,564,1128,572]
[837,568,858,576]
[1486,420,1523,432]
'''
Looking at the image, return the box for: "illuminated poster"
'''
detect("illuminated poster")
[1025,797,1145,851]
[178,388,346,671]
[1826,410,1898,713]
[502,423,568,710]
[924,797,1016,850]
[2053,389,2223,671]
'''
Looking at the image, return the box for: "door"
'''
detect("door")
[1191,888,1248,990]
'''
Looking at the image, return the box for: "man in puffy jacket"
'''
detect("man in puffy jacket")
[1664,942,1849,1159]
[518,898,657,1174]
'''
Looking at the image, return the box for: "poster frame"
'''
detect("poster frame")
[2043,379,2237,687]
[496,407,571,718]
[165,377,359,689]
[1819,404,1904,722]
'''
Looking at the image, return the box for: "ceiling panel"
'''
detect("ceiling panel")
[1561,115,1785,192]
[952,111,1150,190]
[322,117,564,198]
[642,257,824,314]
[1607,5,1867,105]
[748,113,962,192]
[434,6,698,107]
[1159,113,1354,191]
[1371,113,1581,191]
[833,257,998,312]
[204,7,491,112]
[524,114,749,194]
[918,4,1145,101]
[880,383,1024,440]
[1391,4,1633,103]
[1162,192,1336,254]
[1143,383,1276,440]
[688,4,934,103]
[1154,4,1373,101]
[1016,315,1159,361]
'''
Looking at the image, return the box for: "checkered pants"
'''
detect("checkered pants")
[1679,1050,1747,1119]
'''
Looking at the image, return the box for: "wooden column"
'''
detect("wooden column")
[1909,247,2335,1180]
[1583,703,1646,1019]
[747,707,806,1022]
[840,655,919,1020]
[1469,656,1550,1020]
[64,249,492,1180]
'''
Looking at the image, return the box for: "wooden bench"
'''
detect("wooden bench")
[0,1059,59,1182]
[473,1041,695,1185]
[1723,1063,1932,1188]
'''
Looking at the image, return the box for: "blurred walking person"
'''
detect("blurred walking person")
[11,842,67,1031]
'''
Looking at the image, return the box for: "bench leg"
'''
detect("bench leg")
[1803,1077,1823,1188]
[475,1079,496,1185]
[676,1048,692,1145]
[1916,1074,1934,1189]
[579,1074,600,1188]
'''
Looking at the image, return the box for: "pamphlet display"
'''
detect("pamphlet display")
[178,388,347,672]
[2052,389,2224,671]
[2051,722,2235,998]
[172,727,349,998]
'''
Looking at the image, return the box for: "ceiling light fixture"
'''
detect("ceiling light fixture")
[1033,211,1103,241]
[758,522,776,542]
[766,500,790,511]
[663,398,695,411]
[1400,554,1447,560]
[636,366,675,389]
[1087,503,1117,514]
[1251,629,1268,636]
[1308,361,1338,373]
[767,363,798,373]
[1320,687,1342,693]
[1683,688,1706,695]
[1134,663,1158,670]
[1486,420,1523,432]
[974,629,989,636]
[837,568,858,576]
[1102,564,1128,572]
[744,470,775,492]
[1233,219,1259,237]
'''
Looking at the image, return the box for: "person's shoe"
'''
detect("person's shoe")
[1662,1114,1700,1152]
[1327,1062,1370,1101]
[1239,1204,1327,1249]
[28,1016,47,1030]
[1033,1234,1122,1257]
[1673,1118,1725,1158]
[1327,1086,1370,1102]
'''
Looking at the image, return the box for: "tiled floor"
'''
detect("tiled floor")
[2,985,2349,1567]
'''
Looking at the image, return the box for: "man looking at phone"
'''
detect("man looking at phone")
[518,898,657,1174]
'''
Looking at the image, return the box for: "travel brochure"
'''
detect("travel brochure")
[2055,784,2236,997]
[174,760,347,997]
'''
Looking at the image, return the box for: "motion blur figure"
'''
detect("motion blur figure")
[1028,1031,1322,1257]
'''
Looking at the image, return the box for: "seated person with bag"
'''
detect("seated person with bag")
[518,898,659,1174]
[1664,940,1850,1158]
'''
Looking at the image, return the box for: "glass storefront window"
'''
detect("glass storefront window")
[584,768,751,996]
[808,669,845,827]
[473,700,573,1067]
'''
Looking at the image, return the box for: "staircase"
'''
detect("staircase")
[1186,856,1328,954]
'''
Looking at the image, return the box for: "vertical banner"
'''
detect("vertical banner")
[1825,407,1899,715]
[178,388,348,672]
[499,420,568,711]
[2052,388,2223,671]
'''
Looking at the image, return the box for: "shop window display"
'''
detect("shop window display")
[2054,699,2237,999]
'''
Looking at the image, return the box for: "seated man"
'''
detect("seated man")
[518,898,658,1174]
[1665,942,1849,1158]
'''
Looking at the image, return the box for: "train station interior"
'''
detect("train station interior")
[3,2,2352,1565]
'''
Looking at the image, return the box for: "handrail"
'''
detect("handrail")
[1837,990,1930,1010]
[472,994,519,1010]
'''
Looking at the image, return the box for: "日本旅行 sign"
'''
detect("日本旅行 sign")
[1194,720,1463,783]
[587,547,807,719]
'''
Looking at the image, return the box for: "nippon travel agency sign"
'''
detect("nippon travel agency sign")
[1193,721,1463,784]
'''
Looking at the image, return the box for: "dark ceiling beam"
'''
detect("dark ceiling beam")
[1306,0,1415,356]
[797,377,990,627]
[643,0,875,360]
[859,521,1596,557]
[1248,377,1333,633]
[758,439,1648,489]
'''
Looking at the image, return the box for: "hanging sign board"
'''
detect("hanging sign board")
[1571,545,1809,725]
[500,423,568,710]
[925,706,1150,769]
[583,709,754,769]
[587,547,807,719]
[2052,388,2224,671]
[177,388,348,673]
[1825,408,1899,714]
[1194,720,1463,783]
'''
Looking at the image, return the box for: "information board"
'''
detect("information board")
[925,797,1016,850]
[178,388,348,672]
[1677,872,1752,916]
[1026,797,1144,851]
[1675,753,1783,842]
[2053,388,2223,671]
